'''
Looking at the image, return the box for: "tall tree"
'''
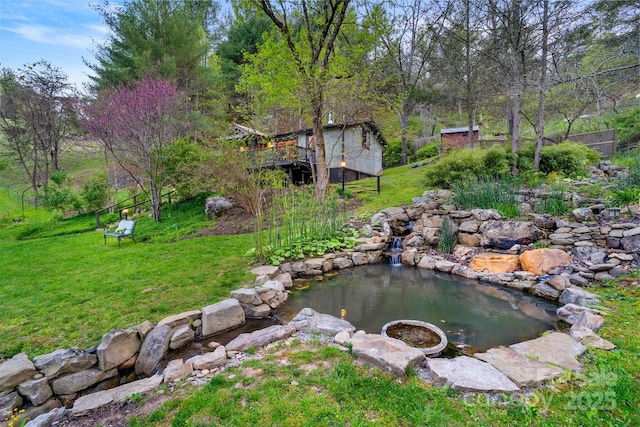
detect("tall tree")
[89,0,222,105]
[486,0,537,174]
[81,75,192,222]
[375,0,449,163]
[240,0,352,197]
[0,61,75,199]
[216,12,273,115]
[437,0,489,148]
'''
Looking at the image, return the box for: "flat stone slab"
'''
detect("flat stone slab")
[427,356,520,392]
[347,334,425,377]
[225,325,297,352]
[474,347,565,387]
[509,332,586,372]
[249,265,279,277]
[71,375,163,416]
[157,310,202,329]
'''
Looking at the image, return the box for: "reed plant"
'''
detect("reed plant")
[536,183,572,215]
[450,179,520,218]
[255,188,358,265]
[438,216,457,254]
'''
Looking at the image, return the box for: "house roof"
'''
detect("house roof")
[272,120,388,145]
[441,126,480,134]
[223,123,268,140]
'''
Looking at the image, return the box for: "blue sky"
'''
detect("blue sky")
[0,0,121,88]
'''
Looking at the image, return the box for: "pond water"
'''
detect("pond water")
[282,264,559,351]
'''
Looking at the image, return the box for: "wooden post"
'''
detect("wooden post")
[95,211,101,229]
[377,176,381,195]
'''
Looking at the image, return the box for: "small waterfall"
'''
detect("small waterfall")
[389,236,403,266]
[407,221,415,232]
[391,236,403,250]
[390,254,402,266]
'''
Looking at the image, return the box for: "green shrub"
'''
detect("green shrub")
[606,187,640,213]
[383,138,415,167]
[606,107,640,151]
[538,142,600,177]
[410,142,440,162]
[424,145,511,188]
[81,173,108,211]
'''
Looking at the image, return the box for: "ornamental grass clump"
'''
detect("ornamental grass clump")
[450,179,520,218]
[438,216,457,254]
[256,188,358,265]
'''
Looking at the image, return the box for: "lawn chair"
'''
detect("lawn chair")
[104,220,136,247]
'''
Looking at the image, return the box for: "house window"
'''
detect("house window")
[362,128,372,149]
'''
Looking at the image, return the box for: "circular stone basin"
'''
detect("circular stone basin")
[381,320,448,357]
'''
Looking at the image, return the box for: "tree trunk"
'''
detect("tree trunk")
[534,0,549,172]
[311,91,329,198]
[510,92,521,176]
[150,179,161,222]
[400,104,410,165]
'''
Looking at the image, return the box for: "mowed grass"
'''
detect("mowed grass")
[0,226,255,357]
[346,163,428,216]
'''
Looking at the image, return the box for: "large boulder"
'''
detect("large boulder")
[134,324,172,376]
[290,308,356,336]
[96,329,141,371]
[469,253,521,273]
[0,353,37,393]
[519,248,573,276]
[169,325,195,350]
[163,359,193,384]
[33,348,96,379]
[230,289,263,305]
[201,299,246,337]
[0,391,23,416]
[480,221,542,249]
[347,334,425,377]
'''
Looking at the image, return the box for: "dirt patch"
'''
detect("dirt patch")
[59,392,174,427]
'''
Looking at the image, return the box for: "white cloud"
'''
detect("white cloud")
[4,24,95,49]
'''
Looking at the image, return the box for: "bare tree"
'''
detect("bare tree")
[0,61,74,199]
[375,0,450,162]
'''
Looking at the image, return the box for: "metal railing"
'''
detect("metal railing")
[94,190,176,228]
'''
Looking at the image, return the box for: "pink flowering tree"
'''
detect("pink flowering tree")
[82,74,191,222]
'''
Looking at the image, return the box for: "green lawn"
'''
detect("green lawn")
[0,226,255,357]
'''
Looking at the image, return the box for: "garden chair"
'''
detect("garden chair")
[104,219,136,247]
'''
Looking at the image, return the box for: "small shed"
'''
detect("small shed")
[441,126,480,149]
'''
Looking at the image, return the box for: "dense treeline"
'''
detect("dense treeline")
[1,0,638,210]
